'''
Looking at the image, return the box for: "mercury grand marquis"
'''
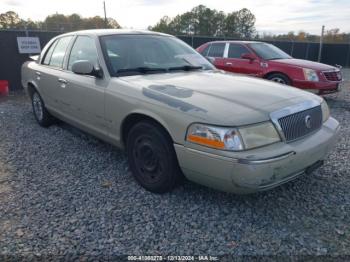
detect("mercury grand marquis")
[21,29,340,194]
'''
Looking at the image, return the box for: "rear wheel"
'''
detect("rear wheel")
[31,90,55,127]
[267,73,291,85]
[126,121,183,193]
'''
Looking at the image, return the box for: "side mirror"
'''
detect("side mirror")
[241,53,255,61]
[72,60,103,78]
[206,56,215,64]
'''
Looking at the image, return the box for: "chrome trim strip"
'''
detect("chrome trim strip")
[270,100,321,141]
[238,151,295,164]
[322,69,340,73]
[223,43,229,58]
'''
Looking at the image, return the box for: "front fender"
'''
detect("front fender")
[122,108,176,143]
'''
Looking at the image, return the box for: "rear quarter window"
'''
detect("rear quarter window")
[42,40,58,65]
[43,36,73,68]
[199,44,211,56]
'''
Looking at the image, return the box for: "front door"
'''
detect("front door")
[223,43,261,77]
[59,35,107,135]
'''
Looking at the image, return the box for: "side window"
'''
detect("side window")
[42,40,58,65]
[200,44,211,56]
[207,43,225,58]
[68,36,99,71]
[228,44,251,59]
[48,36,73,68]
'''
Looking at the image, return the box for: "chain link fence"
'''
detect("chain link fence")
[177,35,350,67]
[0,30,349,91]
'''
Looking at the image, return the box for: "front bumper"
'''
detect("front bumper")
[293,79,342,93]
[174,117,340,194]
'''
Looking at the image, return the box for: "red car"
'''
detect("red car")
[196,41,343,94]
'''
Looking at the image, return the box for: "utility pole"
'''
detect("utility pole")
[103,1,107,28]
[318,25,325,62]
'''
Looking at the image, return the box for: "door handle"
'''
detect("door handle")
[58,78,68,84]
[225,62,233,66]
[35,71,41,80]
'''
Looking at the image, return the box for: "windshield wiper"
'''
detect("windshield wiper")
[116,65,203,76]
[168,65,203,71]
[267,57,283,60]
[117,67,168,74]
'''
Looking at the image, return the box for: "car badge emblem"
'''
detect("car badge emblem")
[305,115,312,129]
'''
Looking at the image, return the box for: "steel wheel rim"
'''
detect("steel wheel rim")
[271,77,286,84]
[32,93,43,121]
[133,136,163,184]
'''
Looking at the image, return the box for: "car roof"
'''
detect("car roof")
[59,29,171,37]
[205,40,264,45]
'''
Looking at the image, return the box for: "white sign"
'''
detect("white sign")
[17,37,41,54]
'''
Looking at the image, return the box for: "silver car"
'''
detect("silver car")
[21,29,340,194]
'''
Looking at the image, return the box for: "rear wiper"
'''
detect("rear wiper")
[168,65,203,71]
[117,67,168,74]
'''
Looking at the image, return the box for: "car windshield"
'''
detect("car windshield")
[249,43,291,60]
[100,34,214,76]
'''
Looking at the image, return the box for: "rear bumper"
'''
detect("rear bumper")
[175,117,340,194]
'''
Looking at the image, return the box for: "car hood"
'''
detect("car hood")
[270,58,337,71]
[122,70,322,126]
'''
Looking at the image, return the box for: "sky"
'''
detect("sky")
[1,0,350,35]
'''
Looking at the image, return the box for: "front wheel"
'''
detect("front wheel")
[267,73,291,85]
[31,90,55,127]
[126,121,183,193]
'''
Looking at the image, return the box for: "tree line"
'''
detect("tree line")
[261,29,350,44]
[0,11,121,31]
[148,5,256,38]
[1,8,349,43]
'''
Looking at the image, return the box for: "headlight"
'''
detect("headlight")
[303,68,319,82]
[321,100,330,122]
[186,122,280,151]
[186,124,243,151]
[238,122,281,149]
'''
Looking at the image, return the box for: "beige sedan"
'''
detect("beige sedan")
[21,29,340,194]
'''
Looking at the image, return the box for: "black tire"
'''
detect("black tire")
[126,121,183,193]
[31,90,55,127]
[267,73,291,85]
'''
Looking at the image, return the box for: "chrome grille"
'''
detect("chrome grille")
[278,106,322,142]
[323,71,342,81]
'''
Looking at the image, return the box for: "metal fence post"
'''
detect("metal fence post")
[346,42,350,68]
[318,25,325,62]
[305,41,310,60]
[290,39,294,56]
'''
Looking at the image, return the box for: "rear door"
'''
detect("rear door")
[223,43,261,76]
[37,36,74,111]
[206,43,227,70]
[59,35,107,135]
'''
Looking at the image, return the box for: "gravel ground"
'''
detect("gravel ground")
[0,76,350,260]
